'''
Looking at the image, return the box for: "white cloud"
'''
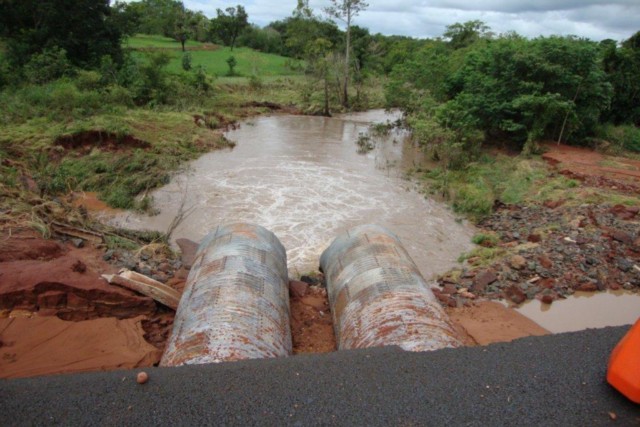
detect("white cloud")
[177,0,639,41]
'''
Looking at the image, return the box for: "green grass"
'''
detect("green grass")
[421,155,549,221]
[1,108,233,210]
[143,47,296,77]
[471,232,500,246]
[126,34,300,78]
[124,34,207,49]
[458,246,507,266]
[419,149,640,224]
[531,175,579,203]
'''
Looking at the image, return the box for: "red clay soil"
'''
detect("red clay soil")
[0,231,173,378]
[0,315,161,379]
[542,143,640,188]
[0,233,155,320]
[54,130,150,154]
[68,192,122,217]
[446,301,550,346]
[0,231,553,378]
[290,285,337,354]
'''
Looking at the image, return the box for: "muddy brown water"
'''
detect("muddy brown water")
[516,290,640,333]
[112,110,475,278]
[110,110,639,335]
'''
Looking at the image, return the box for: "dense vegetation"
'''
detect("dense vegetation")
[0,0,639,221]
[386,30,640,160]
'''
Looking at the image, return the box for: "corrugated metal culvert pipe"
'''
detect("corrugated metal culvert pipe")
[320,224,462,352]
[161,223,292,366]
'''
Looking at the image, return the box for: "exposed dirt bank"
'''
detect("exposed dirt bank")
[543,142,640,187]
[0,230,176,378]
[0,232,155,320]
[54,130,151,154]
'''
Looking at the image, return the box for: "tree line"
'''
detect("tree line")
[385,23,640,163]
[1,0,638,156]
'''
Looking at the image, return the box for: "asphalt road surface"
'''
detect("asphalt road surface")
[1,326,638,426]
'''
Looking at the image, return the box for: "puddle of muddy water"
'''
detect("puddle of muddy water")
[111,110,475,278]
[515,291,640,334]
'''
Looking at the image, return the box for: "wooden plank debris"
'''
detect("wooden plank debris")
[103,270,181,310]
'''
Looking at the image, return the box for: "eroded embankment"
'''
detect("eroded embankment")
[0,231,179,378]
[0,229,339,377]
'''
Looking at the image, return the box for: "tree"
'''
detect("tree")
[174,9,190,52]
[443,20,492,50]
[130,0,186,38]
[324,0,369,108]
[210,5,249,51]
[277,1,341,59]
[623,30,640,50]
[236,25,284,54]
[188,11,210,42]
[111,1,142,37]
[603,31,640,125]
[280,15,341,60]
[0,0,122,67]
[444,36,612,149]
[306,38,335,116]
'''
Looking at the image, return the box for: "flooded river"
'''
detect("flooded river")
[113,111,475,277]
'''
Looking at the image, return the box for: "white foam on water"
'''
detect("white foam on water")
[112,111,475,278]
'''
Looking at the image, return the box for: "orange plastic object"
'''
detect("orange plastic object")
[607,318,640,403]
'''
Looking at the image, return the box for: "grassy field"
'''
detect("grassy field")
[126,35,300,78]
[124,34,207,49]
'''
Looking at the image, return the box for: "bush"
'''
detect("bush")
[407,106,483,170]
[226,56,237,76]
[596,124,640,153]
[182,52,192,71]
[23,47,73,84]
[0,58,12,90]
[74,70,103,91]
[191,66,212,93]
[452,182,494,219]
[102,84,135,107]
[0,77,134,124]
[472,233,499,246]
[248,74,263,91]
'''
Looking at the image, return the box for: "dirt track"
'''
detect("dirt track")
[543,142,640,189]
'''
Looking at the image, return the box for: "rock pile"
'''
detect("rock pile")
[435,202,640,307]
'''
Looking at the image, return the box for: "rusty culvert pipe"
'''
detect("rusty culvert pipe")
[161,223,292,366]
[320,224,462,352]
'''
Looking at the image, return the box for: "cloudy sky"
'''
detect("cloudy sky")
[179,0,639,42]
